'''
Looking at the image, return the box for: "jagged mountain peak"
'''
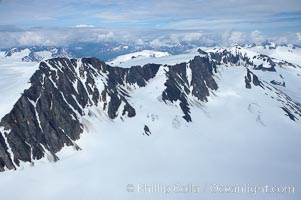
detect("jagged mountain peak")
[0,55,218,171]
[1,46,301,172]
[206,45,301,72]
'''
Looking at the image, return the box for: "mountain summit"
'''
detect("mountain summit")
[0,46,301,171]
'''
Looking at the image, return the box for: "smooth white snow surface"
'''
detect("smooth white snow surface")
[248,45,301,66]
[0,46,301,200]
[0,48,73,119]
[107,50,177,68]
[0,50,39,119]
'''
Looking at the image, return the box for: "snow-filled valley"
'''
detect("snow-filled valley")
[0,45,301,200]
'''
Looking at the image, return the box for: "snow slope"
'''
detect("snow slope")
[0,49,39,119]
[0,47,73,119]
[0,45,301,200]
[107,50,171,67]
[247,44,301,66]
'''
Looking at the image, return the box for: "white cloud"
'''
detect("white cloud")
[175,32,204,42]
[150,38,168,47]
[0,0,300,31]
[250,30,265,44]
[75,24,95,28]
[297,32,301,41]
[0,27,301,49]
[96,32,115,41]
[230,32,245,44]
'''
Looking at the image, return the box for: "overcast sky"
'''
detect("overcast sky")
[0,0,300,47]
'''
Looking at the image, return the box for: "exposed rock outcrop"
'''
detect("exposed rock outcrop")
[0,55,218,171]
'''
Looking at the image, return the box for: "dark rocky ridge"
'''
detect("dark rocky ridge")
[244,68,263,89]
[1,48,300,172]
[208,47,276,72]
[206,48,301,122]
[0,55,219,171]
[0,57,161,171]
[162,56,218,122]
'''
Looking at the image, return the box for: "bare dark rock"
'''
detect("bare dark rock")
[143,125,151,136]
[0,57,160,171]
[281,107,297,121]
[162,56,218,122]
[245,76,252,89]
[270,80,286,87]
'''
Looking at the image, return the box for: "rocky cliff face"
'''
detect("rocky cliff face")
[207,46,278,71]
[1,48,301,172]
[0,55,219,171]
[0,57,162,171]
[162,56,218,122]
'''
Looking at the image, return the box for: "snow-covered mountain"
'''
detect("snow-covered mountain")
[1,47,73,62]
[0,44,301,199]
[0,47,74,120]
[68,41,199,61]
[107,50,170,66]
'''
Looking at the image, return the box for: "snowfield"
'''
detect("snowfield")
[248,44,301,67]
[107,50,171,67]
[0,47,73,119]
[0,45,301,200]
[0,49,39,119]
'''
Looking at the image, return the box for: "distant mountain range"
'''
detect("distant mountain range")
[2,41,299,62]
